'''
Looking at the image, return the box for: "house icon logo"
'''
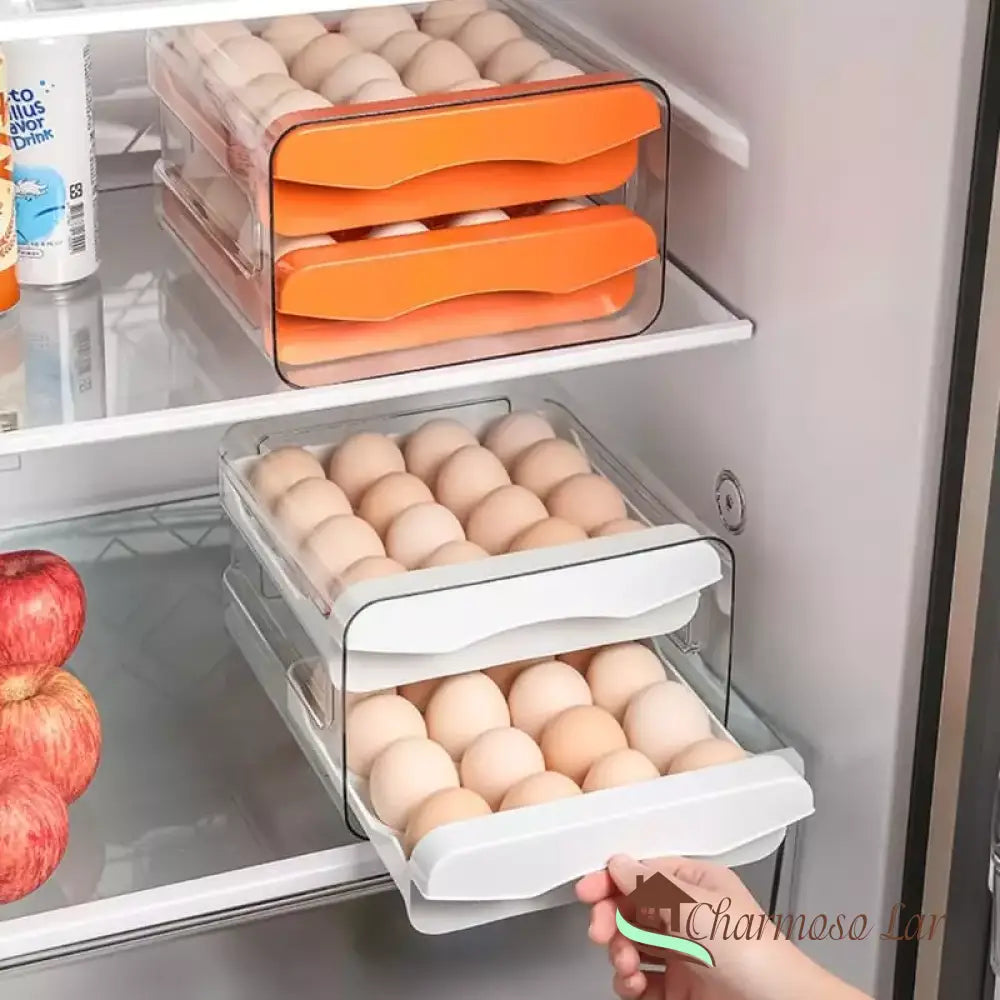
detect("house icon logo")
[616,872,716,969]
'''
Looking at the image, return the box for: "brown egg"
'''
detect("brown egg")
[403,418,478,483]
[582,748,660,792]
[499,770,582,811]
[403,787,492,857]
[509,517,588,552]
[668,738,747,775]
[340,556,408,587]
[420,540,489,568]
[624,681,713,772]
[593,518,647,538]
[482,411,557,468]
[369,737,459,830]
[249,447,325,508]
[466,485,547,554]
[435,445,511,523]
[399,677,442,712]
[511,438,591,499]
[386,502,465,569]
[507,660,592,740]
[273,477,353,545]
[460,727,545,809]
[541,705,628,784]
[546,473,628,533]
[586,643,667,720]
[358,471,434,537]
[328,432,406,506]
[345,693,427,777]
[301,515,386,591]
[425,672,510,759]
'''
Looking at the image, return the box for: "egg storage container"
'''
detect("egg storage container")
[223,527,814,934]
[148,2,669,387]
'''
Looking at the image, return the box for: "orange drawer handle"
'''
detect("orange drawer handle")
[270,81,662,190]
[274,205,657,322]
[272,145,639,236]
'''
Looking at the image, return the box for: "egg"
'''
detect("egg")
[539,198,589,214]
[453,10,523,70]
[291,33,361,90]
[499,770,582,811]
[540,705,628,784]
[404,419,478,483]
[204,36,287,91]
[379,30,434,71]
[483,411,557,467]
[434,445,511,523]
[559,647,601,672]
[586,643,666,720]
[449,208,510,227]
[203,176,249,238]
[593,518,647,537]
[346,693,427,777]
[249,446,325,508]
[301,515,386,590]
[483,658,539,694]
[624,681,713,772]
[484,38,549,84]
[521,59,585,83]
[351,78,417,102]
[369,737,460,830]
[273,477,353,545]
[178,147,223,200]
[320,52,401,103]
[511,438,591,499]
[403,787,492,856]
[261,15,328,64]
[339,6,417,51]
[668,738,747,775]
[333,684,397,721]
[546,473,628,533]
[182,21,251,59]
[399,677,443,712]
[403,39,480,94]
[446,78,500,92]
[328,432,406,506]
[421,0,488,38]
[508,517,588,552]
[583,748,660,792]
[425,672,510,759]
[235,73,300,115]
[261,89,333,130]
[460,727,545,809]
[358,472,434,537]
[368,221,429,238]
[273,233,337,260]
[466,485,547,554]
[419,540,489,568]
[384,502,465,569]
[507,660,592,740]
[340,556,408,586]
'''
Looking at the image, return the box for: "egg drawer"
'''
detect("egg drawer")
[219,392,730,696]
[223,538,814,933]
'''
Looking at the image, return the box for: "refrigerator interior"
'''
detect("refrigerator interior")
[0,1,993,996]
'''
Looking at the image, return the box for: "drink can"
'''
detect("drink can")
[0,49,20,313]
[8,36,99,288]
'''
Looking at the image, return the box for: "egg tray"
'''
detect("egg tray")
[223,539,814,933]
[220,393,731,695]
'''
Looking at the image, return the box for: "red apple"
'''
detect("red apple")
[0,670,101,803]
[0,550,86,699]
[0,759,69,903]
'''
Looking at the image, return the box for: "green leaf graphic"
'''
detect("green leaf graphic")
[615,909,716,968]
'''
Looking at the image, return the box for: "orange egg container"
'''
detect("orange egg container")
[149,6,670,387]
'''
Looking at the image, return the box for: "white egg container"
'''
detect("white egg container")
[223,533,815,934]
[219,393,731,700]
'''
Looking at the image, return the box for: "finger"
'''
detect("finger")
[648,856,744,897]
[589,898,619,944]
[612,971,647,999]
[638,972,666,1000]
[607,855,649,896]
[609,935,641,978]
[576,869,615,904]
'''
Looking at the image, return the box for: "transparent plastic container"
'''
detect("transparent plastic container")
[148,2,669,386]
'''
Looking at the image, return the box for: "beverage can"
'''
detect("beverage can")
[7,36,99,288]
[0,48,21,313]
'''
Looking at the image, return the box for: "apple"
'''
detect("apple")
[0,759,69,903]
[0,670,101,803]
[0,550,86,699]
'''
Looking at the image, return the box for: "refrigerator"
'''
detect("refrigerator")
[0,0,997,997]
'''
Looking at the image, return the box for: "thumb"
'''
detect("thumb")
[607,855,653,897]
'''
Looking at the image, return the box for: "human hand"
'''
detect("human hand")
[576,855,857,1000]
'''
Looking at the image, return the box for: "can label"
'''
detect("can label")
[8,38,98,287]
[0,52,20,311]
